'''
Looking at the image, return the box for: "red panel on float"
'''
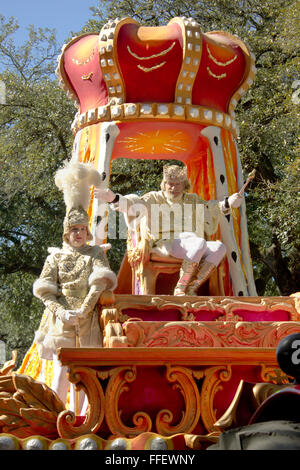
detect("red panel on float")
[193,34,247,112]
[118,367,185,426]
[62,34,108,111]
[117,22,183,104]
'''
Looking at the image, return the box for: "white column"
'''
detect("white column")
[201,126,249,296]
[91,122,120,246]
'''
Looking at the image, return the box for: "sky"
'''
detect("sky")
[0,0,99,47]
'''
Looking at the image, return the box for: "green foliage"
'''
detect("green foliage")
[0,272,41,365]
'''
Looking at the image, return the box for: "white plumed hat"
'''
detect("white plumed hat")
[55,160,102,242]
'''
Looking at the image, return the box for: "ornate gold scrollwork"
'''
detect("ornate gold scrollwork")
[104,366,152,437]
[100,294,129,347]
[127,247,143,266]
[151,297,195,321]
[156,366,203,436]
[103,364,204,437]
[103,322,129,347]
[260,364,290,385]
[101,306,119,327]
[57,367,105,439]
[201,365,232,433]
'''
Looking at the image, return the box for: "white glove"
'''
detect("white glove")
[57,309,81,325]
[94,188,116,203]
[228,193,243,208]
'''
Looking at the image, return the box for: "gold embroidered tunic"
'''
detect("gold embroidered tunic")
[33,243,117,359]
[117,190,223,256]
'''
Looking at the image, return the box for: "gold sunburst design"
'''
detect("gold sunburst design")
[118,129,189,155]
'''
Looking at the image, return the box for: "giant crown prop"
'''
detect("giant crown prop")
[56,17,256,138]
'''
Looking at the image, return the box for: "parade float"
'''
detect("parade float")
[0,16,299,451]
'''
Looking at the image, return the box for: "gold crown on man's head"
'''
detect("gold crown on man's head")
[163,165,188,182]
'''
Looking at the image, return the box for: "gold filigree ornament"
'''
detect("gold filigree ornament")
[206,44,237,67]
[103,364,204,437]
[156,366,203,436]
[151,296,195,321]
[81,72,94,80]
[216,312,243,322]
[127,246,144,266]
[137,62,166,73]
[104,365,152,437]
[201,365,232,433]
[206,67,227,80]
[127,42,176,73]
[259,364,290,385]
[205,43,237,81]
[127,42,176,61]
[57,366,105,439]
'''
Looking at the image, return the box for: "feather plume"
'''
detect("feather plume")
[55,161,102,211]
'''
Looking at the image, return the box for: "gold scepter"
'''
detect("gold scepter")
[238,169,256,196]
[74,319,80,416]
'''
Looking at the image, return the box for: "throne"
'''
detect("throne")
[126,221,226,295]
[127,225,182,295]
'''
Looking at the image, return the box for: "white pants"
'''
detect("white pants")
[51,354,86,415]
[170,232,226,265]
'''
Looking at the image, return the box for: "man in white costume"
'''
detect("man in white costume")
[95,165,242,296]
[33,161,117,408]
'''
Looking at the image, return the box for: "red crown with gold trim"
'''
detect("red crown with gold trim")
[56,17,256,138]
